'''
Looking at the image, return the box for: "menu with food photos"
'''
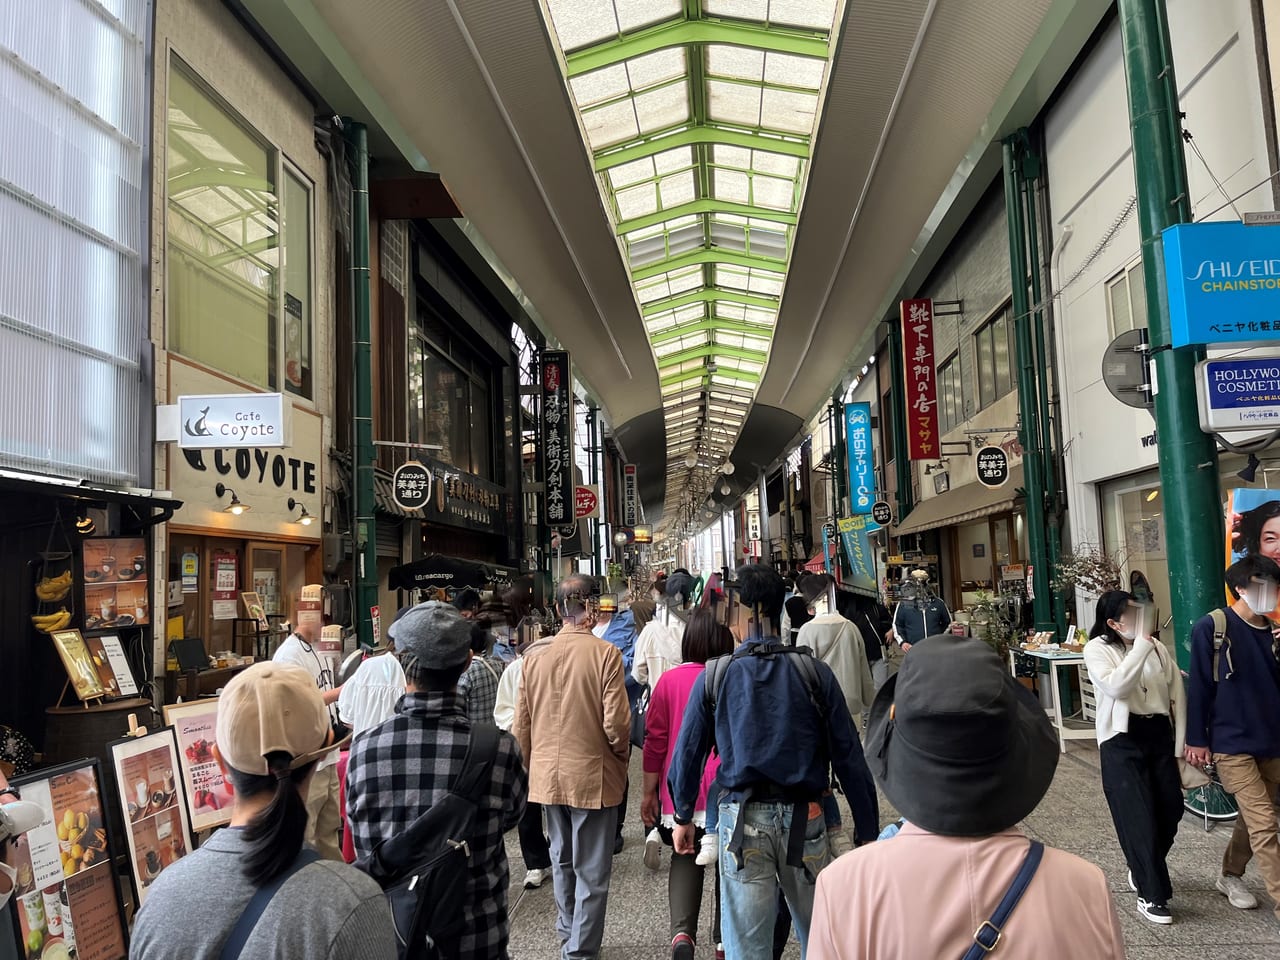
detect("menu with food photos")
[5,760,128,960]
[162,699,233,832]
[108,728,194,906]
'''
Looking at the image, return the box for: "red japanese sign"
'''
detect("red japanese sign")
[901,298,940,460]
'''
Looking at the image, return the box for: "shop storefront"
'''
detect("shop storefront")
[161,358,325,667]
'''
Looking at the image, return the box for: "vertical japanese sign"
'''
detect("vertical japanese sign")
[540,351,573,526]
[844,402,873,514]
[838,515,881,593]
[622,464,638,526]
[901,298,939,460]
[210,551,238,621]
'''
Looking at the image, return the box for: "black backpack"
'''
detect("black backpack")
[355,723,500,960]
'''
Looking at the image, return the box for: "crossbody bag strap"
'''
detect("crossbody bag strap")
[450,723,501,802]
[962,840,1044,960]
[220,848,321,960]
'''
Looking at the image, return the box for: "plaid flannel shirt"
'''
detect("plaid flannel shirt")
[457,655,507,728]
[345,691,527,960]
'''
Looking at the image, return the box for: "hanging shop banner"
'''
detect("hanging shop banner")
[901,299,940,460]
[540,351,573,526]
[975,446,1011,488]
[844,402,874,514]
[1163,221,1280,348]
[392,460,432,511]
[822,524,832,574]
[837,515,881,594]
[623,464,638,526]
[574,485,601,520]
[1195,355,1280,432]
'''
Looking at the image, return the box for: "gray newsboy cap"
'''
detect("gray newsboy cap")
[388,601,472,670]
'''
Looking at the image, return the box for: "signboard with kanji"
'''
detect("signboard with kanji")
[540,351,573,526]
[574,485,600,520]
[392,460,431,511]
[975,446,1010,488]
[622,463,638,525]
[845,402,873,514]
[901,298,940,460]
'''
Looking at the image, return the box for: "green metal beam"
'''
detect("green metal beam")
[631,247,786,281]
[656,344,768,368]
[618,198,796,234]
[641,287,779,316]
[648,316,775,344]
[565,18,829,77]
[594,127,808,172]
[660,366,761,388]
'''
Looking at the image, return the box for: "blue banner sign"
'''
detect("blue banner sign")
[838,515,881,593]
[1195,355,1280,432]
[1163,221,1280,348]
[845,402,873,515]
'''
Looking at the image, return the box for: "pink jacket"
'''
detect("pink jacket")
[643,661,719,816]
[809,824,1125,959]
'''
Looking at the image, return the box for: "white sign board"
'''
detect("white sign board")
[178,393,288,448]
[1196,355,1280,432]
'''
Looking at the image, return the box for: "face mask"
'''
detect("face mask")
[1114,625,1136,641]
[1242,580,1278,616]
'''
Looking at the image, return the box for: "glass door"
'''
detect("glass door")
[246,543,285,619]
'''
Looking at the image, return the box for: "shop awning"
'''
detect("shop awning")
[388,553,499,591]
[894,464,1025,536]
[0,467,183,526]
[803,547,831,573]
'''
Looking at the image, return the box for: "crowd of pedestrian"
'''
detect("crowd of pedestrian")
[114,555,1280,960]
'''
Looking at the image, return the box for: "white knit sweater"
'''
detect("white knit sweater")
[1082,635,1186,752]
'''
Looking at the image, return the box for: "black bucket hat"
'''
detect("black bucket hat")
[865,636,1058,837]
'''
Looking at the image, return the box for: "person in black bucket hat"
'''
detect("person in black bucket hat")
[807,637,1126,959]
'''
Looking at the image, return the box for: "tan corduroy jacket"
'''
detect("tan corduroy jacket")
[513,622,631,809]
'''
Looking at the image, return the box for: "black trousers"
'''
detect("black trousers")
[518,799,552,870]
[1100,714,1184,903]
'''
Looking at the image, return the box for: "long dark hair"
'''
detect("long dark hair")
[682,609,734,664]
[226,752,317,886]
[1090,590,1134,648]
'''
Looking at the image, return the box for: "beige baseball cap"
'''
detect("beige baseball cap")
[216,662,348,776]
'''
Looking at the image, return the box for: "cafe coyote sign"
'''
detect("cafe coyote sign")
[178,393,287,448]
[901,299,940,460]
[541,351,573,526]
[392,461,432,511]
[975,446,1011,488]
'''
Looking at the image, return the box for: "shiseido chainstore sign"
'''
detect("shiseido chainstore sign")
[163,359,323,538]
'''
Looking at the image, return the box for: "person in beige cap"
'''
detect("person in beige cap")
[130,662,396,960]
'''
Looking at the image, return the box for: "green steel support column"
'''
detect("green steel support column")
[1002,139,1052,632]
[346,121,378,650]
[1118,0,1220,669]
[886,322,914,524]
[588,405,601,578]
[1018,136,1068,640]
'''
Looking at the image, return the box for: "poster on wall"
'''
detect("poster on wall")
[211,551,238,621]
[900,298,940,460]
[5,760,130,960]
[48,630,106,702]
[108,728,193,907]
[81,538,149,631]
[540,351,574,526]
[1226,487,1280,617]
[240,591,269,632]
[162,699,233,832]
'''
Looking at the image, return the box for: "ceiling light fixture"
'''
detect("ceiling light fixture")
[1237,454,1261,484]
[720,482,731,496]
[685,451,698,468]
[721,460,735,475]
[75,514,96,536]
[288,497,314,525]
[215,482,250,515]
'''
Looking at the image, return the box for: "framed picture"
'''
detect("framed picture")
[240,591,269,632]
[972,543,986,558]
[81,538,149,631]
[162,699,233,832]
[107,728,193,906]
[48,630,106,702]
[5,759,129,960]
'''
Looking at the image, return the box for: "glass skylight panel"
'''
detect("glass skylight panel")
[654,146,696,175]
[544,0,618,51]
[761,87,818,134]
[711,145,753,170]
[712,168,751,205]
[637,264,701,304]
[626,48,687,90]
[708,79,762,128]
[667,223,705,257]
[658,170,697,208]
[706,45,765,83]
[753,151,801,178]
[766,0,840,30]
[569,63,630,108]
[634,81,690,135]
[614,0,682,33]
[608,156,657,190]
[763,52,826,89]
[654,334,707,358]
[582,99,640,150]
[704,0,769,21]
[753,174,794,210]
[615,182,659,220]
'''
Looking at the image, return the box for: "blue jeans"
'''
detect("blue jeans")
[718,801,829,960]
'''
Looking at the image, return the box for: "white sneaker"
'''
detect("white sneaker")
[523,867,549,889]
[643,828,663,870]
[1216,874,1258,909]
[1127,870,1137,893]
[695,832,718,867]
[1136,898,1172,924]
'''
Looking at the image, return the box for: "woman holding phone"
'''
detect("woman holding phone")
[1083,590,1186,925]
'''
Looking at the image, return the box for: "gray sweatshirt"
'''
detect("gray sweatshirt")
[130,827,396,960]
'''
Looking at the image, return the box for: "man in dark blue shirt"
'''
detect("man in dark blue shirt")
[669,564,878,960]
[1185,554,1280,921]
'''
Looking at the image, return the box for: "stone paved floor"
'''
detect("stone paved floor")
[505,744,1280,958]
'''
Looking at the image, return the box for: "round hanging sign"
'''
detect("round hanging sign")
[871,501,893,525]
[392,460,432,511]
[975,446,1010,489]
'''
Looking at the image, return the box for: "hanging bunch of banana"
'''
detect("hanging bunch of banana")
[35,570,73,603]
[32,608,72,633]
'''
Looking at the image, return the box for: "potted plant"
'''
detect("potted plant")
[1051,545,1125,599]
[968,589,1016,661]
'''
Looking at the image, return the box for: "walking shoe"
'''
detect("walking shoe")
[1216,874,1259,909]
[1127,870,1136,893]
[828,828,853,859]
[695,831,719,867]
[522,867,549,889]
[670,933,695,959]
[644,827,663,871]
[715,945,725,960]
[1136,898,1173,924]
[613,833,625,855]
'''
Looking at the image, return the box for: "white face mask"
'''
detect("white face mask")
[1242,579,1279,616]
[1114,625,1136,641]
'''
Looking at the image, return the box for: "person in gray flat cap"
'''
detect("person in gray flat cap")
[346,601,528,960]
